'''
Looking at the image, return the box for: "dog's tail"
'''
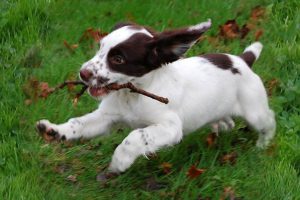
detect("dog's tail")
[239,42,263,68]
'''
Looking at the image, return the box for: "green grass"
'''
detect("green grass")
[1,0,300,199]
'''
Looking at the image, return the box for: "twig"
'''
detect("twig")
[107,82,169,104]
[47,80,86,95]
[46,80,169,104]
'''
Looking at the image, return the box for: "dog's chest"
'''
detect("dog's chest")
[115,93,153,128]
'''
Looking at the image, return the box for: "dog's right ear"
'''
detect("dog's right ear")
[147,19,211,66]
[111,22,137,31]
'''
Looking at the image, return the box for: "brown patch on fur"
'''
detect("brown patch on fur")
[239,51,256,68]
[107,33,158,77]
[108,22,210,76]
[200,54,240,74]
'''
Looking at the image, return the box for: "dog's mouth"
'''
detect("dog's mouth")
[88,86,109,97]
[87,83,118,97]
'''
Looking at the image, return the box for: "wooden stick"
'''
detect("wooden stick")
[106,82,169,104]
[46,80,169,104]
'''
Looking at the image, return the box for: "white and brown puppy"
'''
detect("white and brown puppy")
[36,19,275,174]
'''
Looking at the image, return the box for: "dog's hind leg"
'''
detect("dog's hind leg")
[238,77,276,148]
[108,113,183,173]
[243,109,276,148]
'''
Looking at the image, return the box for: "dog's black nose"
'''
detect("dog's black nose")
[79,69,93,82]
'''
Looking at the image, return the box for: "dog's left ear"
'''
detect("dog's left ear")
[147,19,211,65]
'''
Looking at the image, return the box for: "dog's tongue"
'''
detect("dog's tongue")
[89,87,108,97]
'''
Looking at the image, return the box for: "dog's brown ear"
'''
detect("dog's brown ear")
[147,19,211,65]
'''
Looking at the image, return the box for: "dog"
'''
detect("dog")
[36,19,276,174]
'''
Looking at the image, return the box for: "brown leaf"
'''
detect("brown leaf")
[39,82,53,98]
[267,78,279,96]
[24,99,32,106]
[22,77,40,100]
[240,24,250,39]
[220,152,238,165]
[206,132,217,148]
[187,165,206,179]
[53,164,70,174]
[66,174,77,183]
[220,187,236,200]
[251,6,265,21]
[87,28,107,42]
[63,40,78,53]
[254,29,264,41]
[219,20,240,39]
[79,28,107,43]
[160,162,172,174]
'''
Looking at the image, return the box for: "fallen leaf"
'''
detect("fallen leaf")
[63,40,78,53]
[240,24,250,39]
[220,186,240,200]
[187,165,206,179]
[160,162,172,174]
[219,20,240,39]
[255,29,264,41]
[54,164,70,174]
[251,6,265,21]
[66,174,77,183]
[79,27,107,43]
[24,99,32,106]
[39,82,53,98]
[206,132,217,148]
[267,78,279,96]
[220,152,238,165]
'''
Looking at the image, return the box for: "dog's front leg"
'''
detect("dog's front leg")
[36,103,120,141]
[108,113,183,173]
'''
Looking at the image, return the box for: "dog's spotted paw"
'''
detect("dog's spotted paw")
[36,120,65,142]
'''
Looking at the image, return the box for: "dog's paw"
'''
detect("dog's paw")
[36,120,66,142]
[211,117,235,135]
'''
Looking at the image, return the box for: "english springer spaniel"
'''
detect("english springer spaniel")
[36,19,275,174]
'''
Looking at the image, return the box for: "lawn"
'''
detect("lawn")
[1,0,300,199]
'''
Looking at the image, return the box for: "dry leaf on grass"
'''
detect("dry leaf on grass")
[79,27,107,43]
[220,152,238,165]
[255,29,264,41]
[220,186,236,200]
[251,6,266,21]
[267,78,279,96]
[160,162,172,174]
[66,174,78,183]
[187,165,206,179]
[206,132,217,148]
[219,20,240,39]
[63,40,79,53]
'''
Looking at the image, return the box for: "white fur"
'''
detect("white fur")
[188,19,212,31]
[37,23,275,173]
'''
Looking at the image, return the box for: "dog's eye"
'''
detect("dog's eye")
[110,55,125,65]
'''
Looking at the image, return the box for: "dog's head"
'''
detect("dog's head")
[79,19,211,99]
